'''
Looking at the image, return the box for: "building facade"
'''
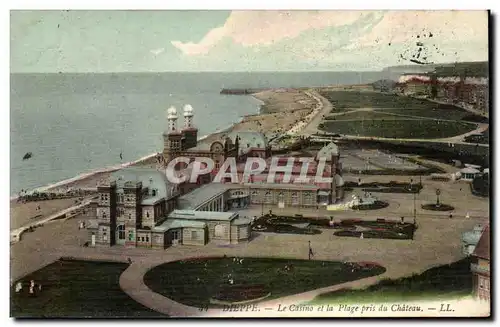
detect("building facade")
[471,225,490,302]
[87,168,180,248]
[87,168,252,249]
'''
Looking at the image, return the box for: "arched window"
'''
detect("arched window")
[146,211,150,218]
[304,192,312,204]
[117,225,125,240]
[265,191,272,203]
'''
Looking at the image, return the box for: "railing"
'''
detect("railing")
[471,263,490,275]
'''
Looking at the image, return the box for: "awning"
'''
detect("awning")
[318,190,331,196]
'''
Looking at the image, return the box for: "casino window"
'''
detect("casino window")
[265,191,272,203]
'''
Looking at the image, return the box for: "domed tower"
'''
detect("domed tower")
[181,104,198,150]
[163,106,183,164]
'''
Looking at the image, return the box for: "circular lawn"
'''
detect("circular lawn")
[143,257,386,308]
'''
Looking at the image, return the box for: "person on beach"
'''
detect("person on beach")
[15,282,22,293]
[29,280,35,296]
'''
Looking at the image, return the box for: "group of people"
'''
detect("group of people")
[16,188,93,203]
[15,280,42,296]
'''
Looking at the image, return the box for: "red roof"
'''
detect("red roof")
[472,225,490,260]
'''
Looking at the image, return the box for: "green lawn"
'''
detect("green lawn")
[310,257,473,304]
[11,259,164,318]
[144,257,386,308]
[325,111,401,121]
[320,91,436,111]
[320,119,476,139]
[319,91,480,123]
[378,108,472,121]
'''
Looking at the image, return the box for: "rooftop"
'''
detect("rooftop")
[316,142,339,160]
[460,167,481,174]
[229,131,268,151]
[472,225,490,260]
[153,218,207,232]
[169,209,238,221]
[177,183,233,210]
[110,167,178,204]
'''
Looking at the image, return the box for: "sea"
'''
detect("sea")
[10,71,386,195]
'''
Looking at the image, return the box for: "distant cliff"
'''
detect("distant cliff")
[382,61,488,78]
[220,88,268,95]
[381,64,440,75]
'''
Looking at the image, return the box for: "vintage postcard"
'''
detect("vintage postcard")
[10,9,490,318]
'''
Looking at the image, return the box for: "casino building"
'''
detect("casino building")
[85,105,345,249]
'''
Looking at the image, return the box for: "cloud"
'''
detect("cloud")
[344,11,488,50]
[171,10,489,69]
[171,10,372,55]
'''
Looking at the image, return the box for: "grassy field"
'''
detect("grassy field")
[378,108,473,121]
[309,257,472,304]
[320,91,436,111]
[144,257,386,308]
[10,259,164,318]
[325,111,403,121]
[317,91,482,140]
[320,119,476,139]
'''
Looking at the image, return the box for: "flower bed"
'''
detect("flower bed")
[352,200,389,210]
[421,203,455,211]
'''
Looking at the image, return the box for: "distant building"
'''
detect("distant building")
[459,167,482,181]
[471,225,490,302]
[396,73,489,113]
[397,74,432,96]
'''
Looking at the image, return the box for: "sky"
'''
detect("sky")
[10,10,489,72]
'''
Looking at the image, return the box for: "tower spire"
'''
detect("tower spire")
[167,106,178,133]
[183,104,194,129]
